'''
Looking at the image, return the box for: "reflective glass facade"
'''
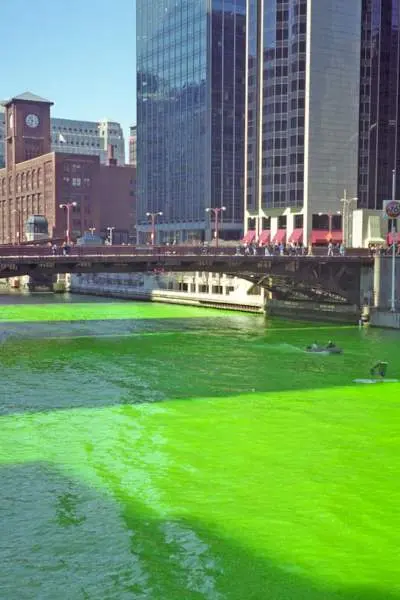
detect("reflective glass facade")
[137,0,246,242]
[358,0,400,209]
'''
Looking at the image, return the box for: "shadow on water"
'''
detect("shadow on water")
[0,463,398,600]
[0,291,116,305]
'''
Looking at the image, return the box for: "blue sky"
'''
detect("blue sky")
[0,0,136,143]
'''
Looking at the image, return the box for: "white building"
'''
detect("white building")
[245,1,361,247]
[129,125,137,167]
[0,106,125,167]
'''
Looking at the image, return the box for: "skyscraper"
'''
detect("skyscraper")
[136,0,246,244]
[358,0,400,210]
[245,1,361,246]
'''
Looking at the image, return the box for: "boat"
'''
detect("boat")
[305,346,343,354]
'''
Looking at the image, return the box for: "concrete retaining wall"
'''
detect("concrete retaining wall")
[370,310,400,329]
[266,299,360,323]
[374,255,400,310]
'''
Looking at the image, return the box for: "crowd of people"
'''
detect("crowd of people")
[368,242,400,256]
[235,241,346,257]
[51,241,73,256]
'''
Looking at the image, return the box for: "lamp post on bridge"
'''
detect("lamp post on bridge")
[106,226,115,246]
[318,210,340,241]
[383,170,400,312]
[146,212,163,245]
[59,201,77,244]
[205,206,226,248]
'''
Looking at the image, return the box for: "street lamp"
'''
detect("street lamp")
[340,190,358,248]
[106,226,115,246]
[318,211,341,239]
[390,169,397,313]
[205,206,226,248]
[88,226,96,236]
[146,211,163,245]
[59,201,77,243]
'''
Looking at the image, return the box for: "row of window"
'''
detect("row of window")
[0,169,43,195]
[53,127,122,136]
[248,152,304,171]
[54,139,102,148]
[248,134,304,153]
[62,176,91,188]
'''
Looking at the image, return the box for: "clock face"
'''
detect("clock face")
[25,113,40,128]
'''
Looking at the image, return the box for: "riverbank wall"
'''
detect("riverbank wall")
[265,299,361,323]
[370,309,400,329]
[69,272,367,323]
[70,272,265,314]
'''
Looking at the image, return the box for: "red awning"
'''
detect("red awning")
[289,228,303,244]
[311,230,329,244]
[258,230,271,245]
[242,230,256,244]
[272,229,286,244]
[326,230,343,243]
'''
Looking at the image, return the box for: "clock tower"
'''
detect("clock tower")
[3,92,53,167]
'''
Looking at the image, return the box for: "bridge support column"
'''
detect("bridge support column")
[28,273,55,292]
[373,254,381,308]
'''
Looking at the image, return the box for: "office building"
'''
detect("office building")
[136,0,246,243]
[129,125,137,166]
[358,0,400,211]
[0,104,125,168]
[0,92,135,245]
[244,0,361,246]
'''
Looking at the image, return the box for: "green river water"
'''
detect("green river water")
[0,292,399,600]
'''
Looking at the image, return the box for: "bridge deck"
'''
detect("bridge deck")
[0,246,374,306]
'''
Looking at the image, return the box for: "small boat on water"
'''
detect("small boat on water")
[306,345,343,354]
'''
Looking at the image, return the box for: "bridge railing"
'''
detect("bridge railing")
[0,244,373,259]
[0,245,238,258]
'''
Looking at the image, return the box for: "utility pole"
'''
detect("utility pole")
[205,207,226,247]
[391,170,397,312]
[106,226,115,246]
[59,202,77,243]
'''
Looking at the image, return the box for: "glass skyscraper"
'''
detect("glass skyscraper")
[245,1,361,246]
[358,0,400,210]
[136,0,246,243]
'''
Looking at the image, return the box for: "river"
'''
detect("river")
[0,291,399,599]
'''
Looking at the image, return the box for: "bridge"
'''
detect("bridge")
[0,245,374,306]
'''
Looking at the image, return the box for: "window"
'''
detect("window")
[278,215,287,228]
[72,177,81,187]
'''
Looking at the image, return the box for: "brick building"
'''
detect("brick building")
[0,92,135,245]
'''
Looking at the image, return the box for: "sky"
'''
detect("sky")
[0,0,136,149]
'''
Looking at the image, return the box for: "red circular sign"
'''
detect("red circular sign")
[385,200,400,219]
